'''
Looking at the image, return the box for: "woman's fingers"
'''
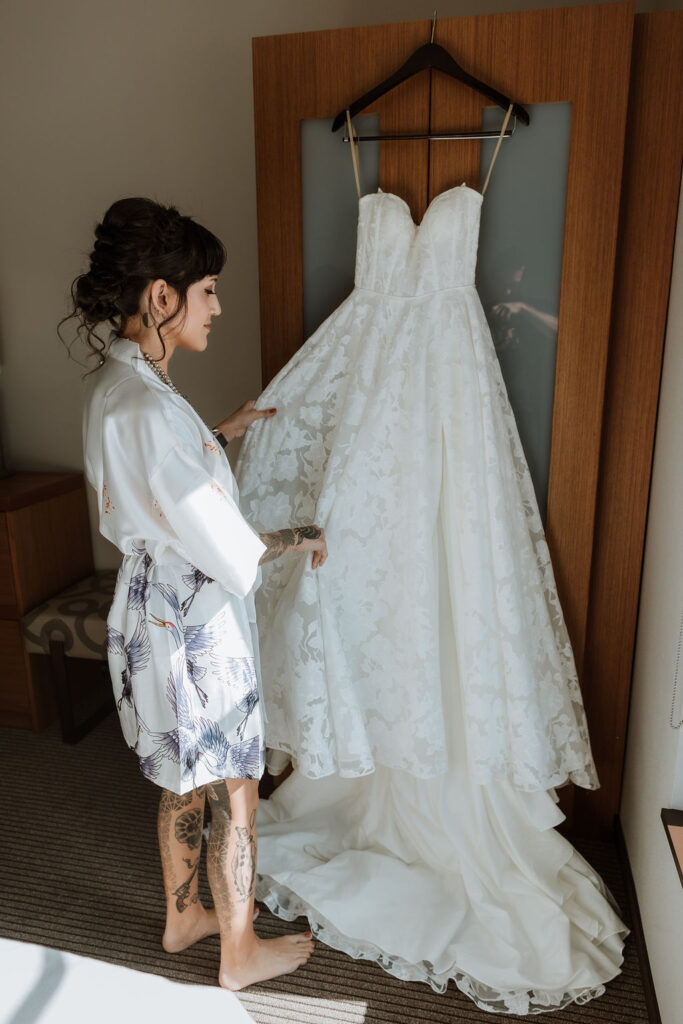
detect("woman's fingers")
[243,406,276,425]
[311,544,327,569]
[312,537,328,569]
[228,400,276,427]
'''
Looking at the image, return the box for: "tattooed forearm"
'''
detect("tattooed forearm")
[258,526,322,565]
[293,526,322,543]
[258,529,295,565]
[231,809,257,902]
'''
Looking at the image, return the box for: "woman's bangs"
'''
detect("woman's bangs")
[185,221,227,281]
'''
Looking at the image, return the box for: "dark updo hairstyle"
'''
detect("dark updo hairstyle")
[58,197,227,370]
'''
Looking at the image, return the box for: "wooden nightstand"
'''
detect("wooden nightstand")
[0,472,94,730]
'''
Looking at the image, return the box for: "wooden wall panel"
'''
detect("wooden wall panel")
[576,11,683,836]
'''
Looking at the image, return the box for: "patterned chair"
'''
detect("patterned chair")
[22,570,117,742]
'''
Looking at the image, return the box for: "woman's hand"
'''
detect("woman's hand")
[259,525,328,568]
[293,525,328,569]
[215,400,277,443]
[490,301,527,323]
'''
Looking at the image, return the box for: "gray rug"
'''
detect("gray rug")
[0,712,650,1023]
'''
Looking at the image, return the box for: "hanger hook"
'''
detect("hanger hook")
[431,10,437,44]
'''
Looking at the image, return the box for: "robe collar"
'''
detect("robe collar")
[106,331,177,397]
[107,331,145,367]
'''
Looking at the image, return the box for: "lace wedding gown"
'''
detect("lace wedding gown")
[235,181,628,1014]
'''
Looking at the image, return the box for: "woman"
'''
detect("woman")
[59,196,325,990]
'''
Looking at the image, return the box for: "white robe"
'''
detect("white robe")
[82,333,266,793]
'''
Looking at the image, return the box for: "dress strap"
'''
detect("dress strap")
[481,102,514,197]
[346,109,362,200]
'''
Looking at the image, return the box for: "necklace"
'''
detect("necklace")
[141,350,184,398]
[140,349,226,449]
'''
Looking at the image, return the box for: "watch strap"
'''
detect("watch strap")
[211,427,229,449]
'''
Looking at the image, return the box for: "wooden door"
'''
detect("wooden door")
[252,4,639,834]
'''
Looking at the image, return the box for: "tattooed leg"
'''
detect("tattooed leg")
[158,785,221,953]
[206,777,314,991]
[231,809,257,901]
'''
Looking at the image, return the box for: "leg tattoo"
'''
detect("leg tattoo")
[231,809,256,902]
[173,857,200,913]
[175,808,203,850]
[160,790,194,813]
[158,786,206,914]
[206,782,234,925]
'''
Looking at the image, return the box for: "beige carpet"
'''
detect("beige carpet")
[0,710,650,1023]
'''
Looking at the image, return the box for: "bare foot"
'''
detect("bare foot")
[219,933,314,990]
[163,905,260,953]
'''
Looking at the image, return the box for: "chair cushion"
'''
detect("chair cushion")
[22,570,117,660]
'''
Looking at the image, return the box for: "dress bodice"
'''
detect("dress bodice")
[354,183,483,297]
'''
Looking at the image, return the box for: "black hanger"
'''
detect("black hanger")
[331,41,529,134]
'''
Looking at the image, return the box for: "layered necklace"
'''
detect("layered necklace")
[141,350,185,399]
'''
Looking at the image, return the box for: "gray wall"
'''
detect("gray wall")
[619,175,683,1024]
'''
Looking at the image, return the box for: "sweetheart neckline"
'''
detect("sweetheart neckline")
[360,182,483,228]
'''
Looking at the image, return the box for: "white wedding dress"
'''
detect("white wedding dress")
[235,176,628,1014]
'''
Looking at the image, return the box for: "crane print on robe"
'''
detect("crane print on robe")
[127,543,153,610]
[152,661,263,783]
[180,568,214,616]
[210,653,260,741]
[152,662,202,783]
[138,747,164,782]
[106,613,152,728]
[149,581,218,708]
[196,720,262,779]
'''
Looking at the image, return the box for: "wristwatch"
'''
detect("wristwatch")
[211,427,229,449]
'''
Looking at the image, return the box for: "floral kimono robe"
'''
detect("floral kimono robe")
[82,332,266,794]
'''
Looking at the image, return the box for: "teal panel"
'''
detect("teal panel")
[477,102,572,522]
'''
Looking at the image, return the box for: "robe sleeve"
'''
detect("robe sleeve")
[149,442,266,600]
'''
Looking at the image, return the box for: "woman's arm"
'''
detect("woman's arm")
[149,442,267,599]
[259,525,327,569]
